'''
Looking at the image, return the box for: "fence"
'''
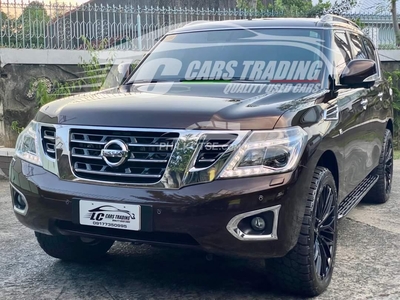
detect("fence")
[1,1,400,50]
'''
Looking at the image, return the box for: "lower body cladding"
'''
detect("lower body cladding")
[9,157,311,259]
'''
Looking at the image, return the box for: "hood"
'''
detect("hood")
[35,82,323,130]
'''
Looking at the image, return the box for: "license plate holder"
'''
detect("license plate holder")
[78,200,141,231]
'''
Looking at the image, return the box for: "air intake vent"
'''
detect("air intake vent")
[324,105,339,121]
[70,129,179,184]
[41,126,56,159]
[194,133,237,169]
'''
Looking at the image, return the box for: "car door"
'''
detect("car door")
[332,31,370,196]
[361,36,388,171]
[348,33,383,176]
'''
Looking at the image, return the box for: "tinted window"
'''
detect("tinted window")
[362,37,380,77]
[349,33,368,59]
[363,37,377,61]
[333,32,352,77]
[127,29,328,84]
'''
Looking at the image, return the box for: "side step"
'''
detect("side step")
[338,174,379,219]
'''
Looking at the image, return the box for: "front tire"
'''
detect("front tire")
[35,232,115,262]
[265,167,338,297]
[363,129,393,204]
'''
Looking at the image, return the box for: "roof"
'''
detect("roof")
[170,17,361,34]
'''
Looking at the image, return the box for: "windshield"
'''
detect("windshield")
[126,28,330,88]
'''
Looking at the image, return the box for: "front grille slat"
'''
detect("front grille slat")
[41,126,56,159]
[194,134,238,169]
[70,141,176,148]
[74,168,163,178]
[71,139,106,145]
[70,129,179,184]
[72,153,103,160]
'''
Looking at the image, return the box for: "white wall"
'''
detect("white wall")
[0,49,147,68]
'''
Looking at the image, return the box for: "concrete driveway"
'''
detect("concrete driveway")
[1,163,400,300]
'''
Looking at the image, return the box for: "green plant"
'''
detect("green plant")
[11,121,24,134]
[385,70,400,149]
[78,37,114,91]
[351,17,366,29]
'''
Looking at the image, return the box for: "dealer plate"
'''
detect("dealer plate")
[79,200,141,231]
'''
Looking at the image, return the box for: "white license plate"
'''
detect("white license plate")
[79,200,141,231]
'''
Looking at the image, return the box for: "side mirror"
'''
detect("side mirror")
[339,59,377,88]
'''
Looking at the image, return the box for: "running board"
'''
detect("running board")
[338,175,379,219]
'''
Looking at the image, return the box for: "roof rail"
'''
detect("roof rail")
[320,14,360,29]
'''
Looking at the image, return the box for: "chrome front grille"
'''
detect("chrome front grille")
[37,124,249,188]
[41,126,56,159]
[69,129,179,184]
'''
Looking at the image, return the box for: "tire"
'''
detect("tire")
[363,129,393,204]
[35,232,115,262]
[265,167,338,297]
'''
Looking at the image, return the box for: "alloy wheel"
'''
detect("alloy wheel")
[385,139,393,195]
[314,185,336,280]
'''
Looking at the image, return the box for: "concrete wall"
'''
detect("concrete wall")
[0,148,14,178]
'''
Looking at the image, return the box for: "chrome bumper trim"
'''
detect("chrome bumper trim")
[226,205,281,241]
[10,182,29,216]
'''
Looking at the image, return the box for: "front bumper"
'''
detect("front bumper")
[9,157,311,259]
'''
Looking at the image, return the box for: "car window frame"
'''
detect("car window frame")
[332,30,353,82]
[348,32,369,60]
[362,36,382,79]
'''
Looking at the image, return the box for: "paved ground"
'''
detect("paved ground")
[1,164,400,300]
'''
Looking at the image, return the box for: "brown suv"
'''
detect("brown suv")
[9,15,393,296]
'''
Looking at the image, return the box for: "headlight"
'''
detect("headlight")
[15,121,42,166]
[218,127,307,178]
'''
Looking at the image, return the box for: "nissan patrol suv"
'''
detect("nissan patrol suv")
[10,15,393,296]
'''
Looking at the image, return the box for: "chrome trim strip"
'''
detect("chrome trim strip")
[38,123,250,189]
[226,205,281,241]
[323,105,339,121]
[43,135,55,141]
[70,139,105,145]
[74,168,162,178]
[71,153,102,160]
[10,182,29,216]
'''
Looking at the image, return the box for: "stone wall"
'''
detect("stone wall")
[0,49,145,147]
[0,64,83,147]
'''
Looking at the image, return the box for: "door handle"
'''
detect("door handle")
[360,99,368,110]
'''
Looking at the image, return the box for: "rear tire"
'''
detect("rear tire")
[265,167,338,297]
[363,129,393,204]
[35,232,114,262]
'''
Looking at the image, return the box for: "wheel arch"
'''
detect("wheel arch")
[387,118,393,135]
[316,150,339,194]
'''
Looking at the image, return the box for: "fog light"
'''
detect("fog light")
[251,216,266,231]
[14,193,26,210]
